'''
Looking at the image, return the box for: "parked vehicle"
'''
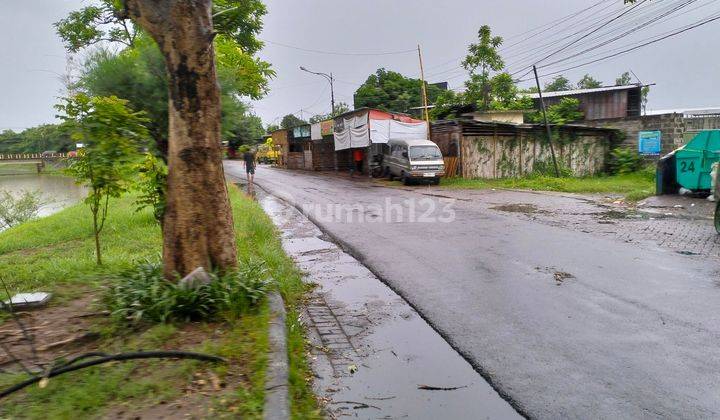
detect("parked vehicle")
[256,144,281,164]
[383,139,445,185]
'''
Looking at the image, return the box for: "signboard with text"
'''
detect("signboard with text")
[638,131,662,155]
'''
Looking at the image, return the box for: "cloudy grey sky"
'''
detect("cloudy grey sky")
[3,0,720,130]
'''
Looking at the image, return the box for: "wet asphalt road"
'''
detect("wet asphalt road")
[226,163,720,419]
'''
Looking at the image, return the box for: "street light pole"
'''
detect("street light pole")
[300,66,335,116]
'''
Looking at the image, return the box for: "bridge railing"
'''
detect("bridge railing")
[0,153,69,161]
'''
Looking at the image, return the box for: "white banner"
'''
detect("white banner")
[310,123,322,140]
[334,126,370,150]
[369,119,428,144]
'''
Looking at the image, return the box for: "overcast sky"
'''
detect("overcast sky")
[3,0,720,131]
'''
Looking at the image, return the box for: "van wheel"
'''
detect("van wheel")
[402,173,411,186]
[432,177,441,186]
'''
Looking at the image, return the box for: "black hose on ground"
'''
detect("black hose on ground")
[0,350,226,400]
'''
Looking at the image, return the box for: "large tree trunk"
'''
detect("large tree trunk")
[125,0,237,279]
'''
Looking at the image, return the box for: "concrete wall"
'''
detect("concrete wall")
[460,130,609,179]
[582,113,685,156]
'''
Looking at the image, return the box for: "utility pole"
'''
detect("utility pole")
[329,72,336,116]
[300,66,336,116]
[417,45,431,139]
[533,65,560,178]
[300,66,338,171]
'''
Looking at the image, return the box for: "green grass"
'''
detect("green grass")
[441,170,656,202]
[0,184,320,418]
[0,163,62,176]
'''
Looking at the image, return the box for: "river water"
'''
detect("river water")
[0,174,87,225]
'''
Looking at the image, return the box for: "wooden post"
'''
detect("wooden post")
[533,65,561,178]
[418,45,431,139]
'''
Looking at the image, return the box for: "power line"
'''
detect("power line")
[537,0,699,71]
[524,11,720,80]
[261,39,417,56]
[511,0,649,77]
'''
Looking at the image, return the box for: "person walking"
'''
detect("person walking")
[243,147,256,186]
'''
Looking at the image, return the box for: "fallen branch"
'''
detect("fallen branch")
[330,400,381,410]
[417,384,468,391]
[0,350,226,399]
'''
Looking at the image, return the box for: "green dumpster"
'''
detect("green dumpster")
[675,130,720,191]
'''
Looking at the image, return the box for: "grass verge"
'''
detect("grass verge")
[0,184,320,418]
[440,170,655,202]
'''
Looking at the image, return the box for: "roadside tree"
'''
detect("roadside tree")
[354,69,443,113]
[57,0,273,278]
[461,25,505,110]
[58,94,149,266]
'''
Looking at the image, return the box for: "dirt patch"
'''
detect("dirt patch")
[491,203,549,215]
[0,292,104,372]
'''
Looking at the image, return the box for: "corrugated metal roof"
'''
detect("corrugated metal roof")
[525,84,644,99]
[646,107,720,116]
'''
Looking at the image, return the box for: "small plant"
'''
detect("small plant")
[134,153,167,224]
[531,160,572,178]
[106,261,273,324]
[58,93,149,265]
[0,189,43,229]
[609,147,644,174]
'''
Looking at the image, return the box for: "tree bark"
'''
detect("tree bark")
[125,0,237,279]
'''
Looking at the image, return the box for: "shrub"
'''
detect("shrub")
[0,189,43,229]
[106,261,273,324]
[609,148,644,174]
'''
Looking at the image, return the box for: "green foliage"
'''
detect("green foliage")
[532,161,573,177]
[55,0,266,56]
[529,98,584,125]
[616,71,633,86]
[134,153,167,224]
[266,124,280,133]
[0,125,74,154]
[106,260,273,324]
[58,94,149,265]
[544,75,573,92]
[442,172,655,202]
[353,68,444,112]
[461,25,504,110]
[0,190,43,229]
[577,74,603,89]
[54,2,137,52]
[609,147,645,174]
[80,36,268,156]
[280,114,307,130]
[309,102,351,123]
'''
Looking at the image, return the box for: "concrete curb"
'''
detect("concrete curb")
[264,292,290,420]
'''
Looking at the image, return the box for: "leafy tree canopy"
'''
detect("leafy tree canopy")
[544,75,574,92]
[461,25,505,110]
[309,102,351,124]
[0,125,74,154]
[55,0,266,55]
[266,124,280,133]
[280,114,307,129]
[577,74,603,89]
[528,98,584,125]
[78,36,266,157]
[354,69,444,113]
[616,71,633,86]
